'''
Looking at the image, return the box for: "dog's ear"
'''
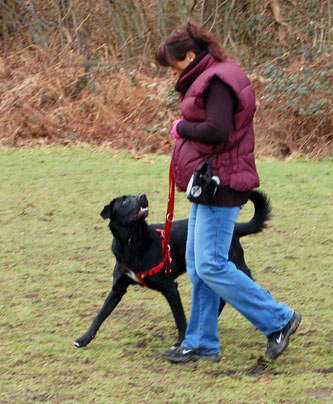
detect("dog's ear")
[100,200,114,220]
[100,205,111,220]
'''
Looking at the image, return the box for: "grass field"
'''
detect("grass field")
[0,146,332,404]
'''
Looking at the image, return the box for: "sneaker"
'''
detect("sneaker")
[162,345,178,358]
[162,345,220,363]
[265,311,302,360]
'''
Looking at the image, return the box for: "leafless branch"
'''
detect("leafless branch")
[270,0,287,26]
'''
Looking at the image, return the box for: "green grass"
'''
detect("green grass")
[0,146,332,404]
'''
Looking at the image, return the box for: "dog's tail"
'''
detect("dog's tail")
[235,190,272,237]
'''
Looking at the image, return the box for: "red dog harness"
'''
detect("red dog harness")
[122,162,175,288]
[122,228,171,287]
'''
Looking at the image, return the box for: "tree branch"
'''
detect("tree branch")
[270,0,287,26]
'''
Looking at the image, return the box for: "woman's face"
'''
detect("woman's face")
[170,51,196,77]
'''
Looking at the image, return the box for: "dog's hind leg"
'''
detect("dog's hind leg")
[74,279,129,348]
[160,280,187,346]
[218,298,226,316]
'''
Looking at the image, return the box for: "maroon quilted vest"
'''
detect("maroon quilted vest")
[172,53,260,192]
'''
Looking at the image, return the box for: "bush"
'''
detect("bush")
[253,54,332,158]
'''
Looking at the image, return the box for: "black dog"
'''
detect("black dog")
[74,191,271,349]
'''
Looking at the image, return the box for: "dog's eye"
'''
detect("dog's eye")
[122,198,130,205]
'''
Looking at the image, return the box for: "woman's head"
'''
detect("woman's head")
[155,19,226,71]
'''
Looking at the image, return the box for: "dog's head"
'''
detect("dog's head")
[100,194,149,226]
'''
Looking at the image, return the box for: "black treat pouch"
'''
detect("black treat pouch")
[186,159,220,205]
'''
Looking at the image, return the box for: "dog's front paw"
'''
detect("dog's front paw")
[74,332,95,348]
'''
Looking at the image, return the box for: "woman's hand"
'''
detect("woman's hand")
[171,117,184,139]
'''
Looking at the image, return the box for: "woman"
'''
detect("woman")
[155,20,301,363]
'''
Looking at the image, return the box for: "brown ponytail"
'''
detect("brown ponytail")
[155,19,226,67]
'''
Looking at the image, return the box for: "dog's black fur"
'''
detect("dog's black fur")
[74,190,271,348]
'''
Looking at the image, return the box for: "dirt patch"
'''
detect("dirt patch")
[316,367,333,374]
[306,388,332,399]
[244,355,283,377]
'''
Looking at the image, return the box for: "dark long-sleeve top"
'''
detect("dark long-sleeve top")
[176,76,236,144]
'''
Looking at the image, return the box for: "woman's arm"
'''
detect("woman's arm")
[177,76,236,144]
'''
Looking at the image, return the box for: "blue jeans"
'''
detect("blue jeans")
[182,203,293,355]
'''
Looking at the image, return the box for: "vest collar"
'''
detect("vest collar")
[175,51,217,94]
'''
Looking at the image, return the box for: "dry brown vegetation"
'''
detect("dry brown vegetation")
[0,48,174,153]
[0,1,332,158]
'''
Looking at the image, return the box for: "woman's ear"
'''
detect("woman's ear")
[186,51,196,62]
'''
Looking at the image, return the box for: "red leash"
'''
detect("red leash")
[162,161,175,275]
[122,161,175,286]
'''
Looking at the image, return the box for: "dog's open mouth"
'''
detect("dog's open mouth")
[137,196,149,219]
[131,206,148,221]
[138,206,149,217]
[130,195,149,221]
